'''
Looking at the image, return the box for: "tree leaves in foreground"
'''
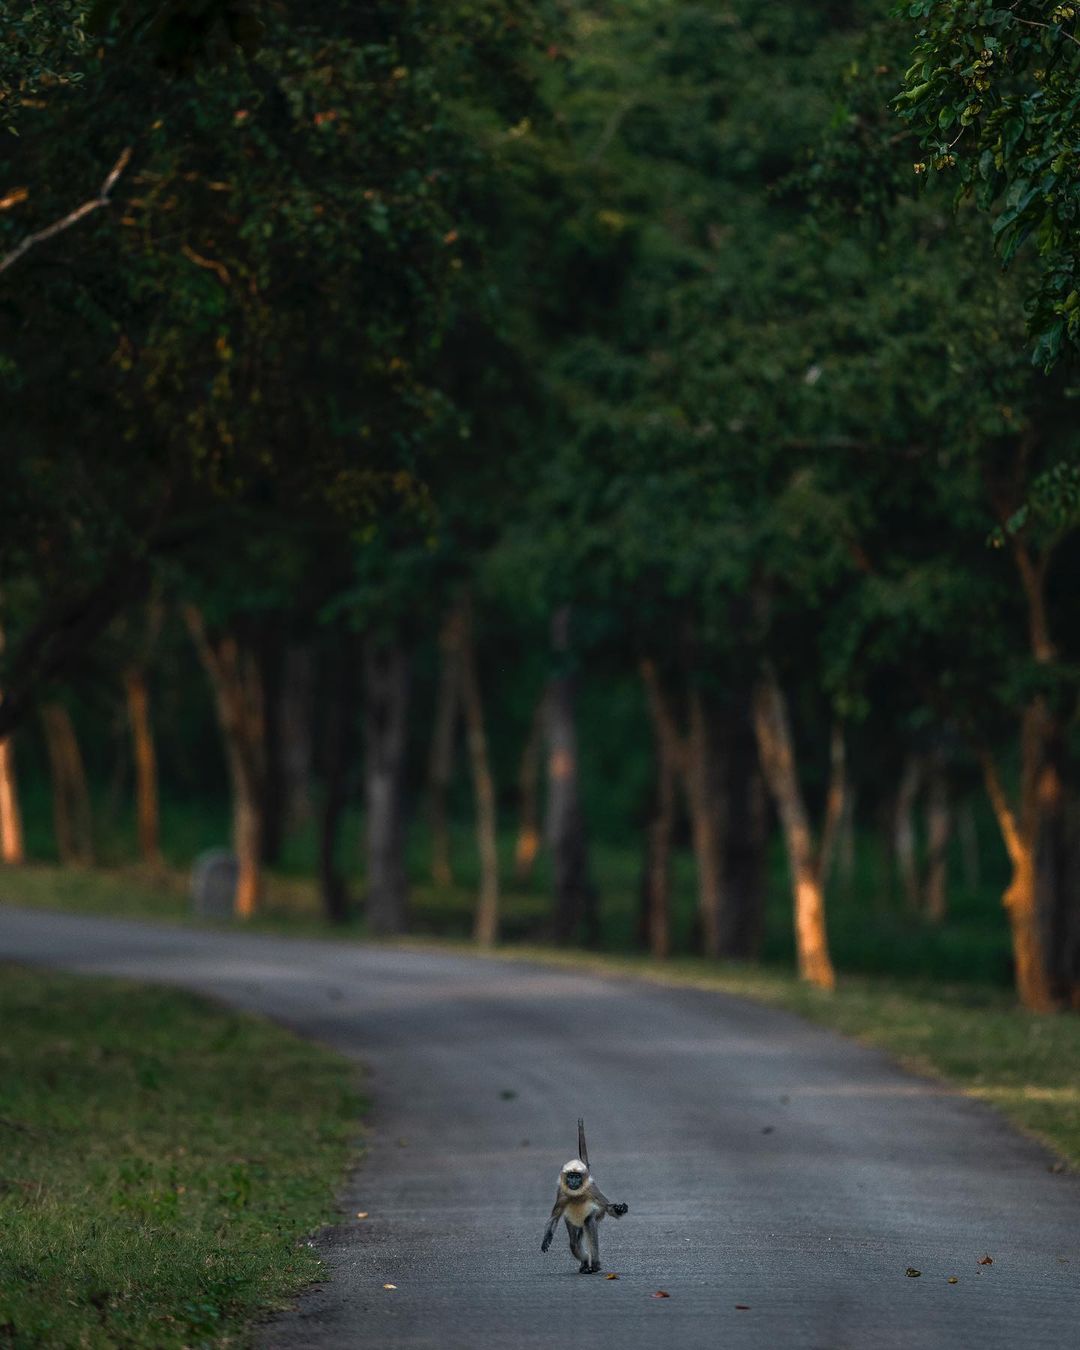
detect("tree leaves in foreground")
[896,1,1080,368]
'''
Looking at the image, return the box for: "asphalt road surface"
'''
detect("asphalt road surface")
[2,906,1078,1349]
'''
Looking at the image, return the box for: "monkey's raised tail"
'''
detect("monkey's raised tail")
[577,1117,589,1169]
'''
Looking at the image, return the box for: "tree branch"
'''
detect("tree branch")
[0,148,133,276]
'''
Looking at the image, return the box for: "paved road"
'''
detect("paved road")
[2,907,1078,1349]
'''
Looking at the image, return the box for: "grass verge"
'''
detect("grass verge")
[0,964,361,1349]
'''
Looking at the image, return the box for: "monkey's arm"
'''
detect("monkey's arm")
[540,1193,566,1252]
[588,1183,628,1218]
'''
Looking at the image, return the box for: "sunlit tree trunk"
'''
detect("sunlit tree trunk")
[752,664,838,991]
[0,732,23,865]
[428,606,462,888]
[545,606,597,945]
[184,607,265,919]
[124,667,162,869]
[514,693,545,884]
[460,596,499,946]
[981,700,1062,1013]
[41,702,94,867]
[923,749,950,923]
[977,521,1069,1012]
[0,620,25,865]
[363,637,411,935]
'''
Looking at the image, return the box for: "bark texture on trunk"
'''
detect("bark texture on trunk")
[41,702,94,866]
[258,636,285,866]
[752,664,837,991]
[363,638,411,935]
[459,597,499,946]
[124,667,162,869]
[428,607,462,888]
[319,640,355,924]
[545,607,597,945]
[514,694,545,885]
[184,607,265,919]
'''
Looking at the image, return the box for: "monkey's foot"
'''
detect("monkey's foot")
[578,1261,595,1274]
[588,1261,602,1274]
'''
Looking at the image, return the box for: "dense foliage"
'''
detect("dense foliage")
[2,0,1079,1010]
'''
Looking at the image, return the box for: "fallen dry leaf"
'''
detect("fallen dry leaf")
[652,1290,670,1299]
[947,1277,958,1285]
[383,1283,397,1290]
[735,1304,751,1310]
[605,1273,619,1280]
[905,1268,921,1278]
[356,1212,369,1219]
[978,1255,993,1266]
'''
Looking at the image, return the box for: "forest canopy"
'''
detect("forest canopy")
[2,0,1080,1013]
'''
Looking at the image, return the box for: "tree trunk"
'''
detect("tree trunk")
[684,682,726,959]
[41,702,94,867]
[751,665,836,991]
[281,644,315,833]
[428,607,462,888]
[719,687,768,958]
[514,694,546,885]
[459,597,499,946]
[0,620,25,865]
[545,607,597,945]
[894,753,922,911]
[124,667,162,869]
[923,750,950,923]
[639,659,681,960]
[0,730,23,865]
[363,638,411,935]
[981,709,1061,1013]
[319,640,354,924]
[184,607,265,919]
[258,635,285,866]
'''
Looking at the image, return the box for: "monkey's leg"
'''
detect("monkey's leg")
[583,1214,601,1273]
[566,1219,588,1272]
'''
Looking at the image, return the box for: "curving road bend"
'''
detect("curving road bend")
[1,906,1078,1349]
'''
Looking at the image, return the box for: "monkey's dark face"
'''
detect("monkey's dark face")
[564,1171,584,1191]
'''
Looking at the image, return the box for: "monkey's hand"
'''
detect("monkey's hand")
[610,1203,628,1217]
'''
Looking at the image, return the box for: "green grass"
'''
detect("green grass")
[0,965,362,1350]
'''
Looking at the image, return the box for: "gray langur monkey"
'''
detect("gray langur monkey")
[540,1118,628,1274]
